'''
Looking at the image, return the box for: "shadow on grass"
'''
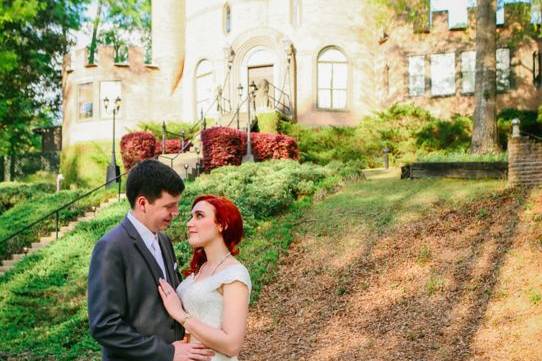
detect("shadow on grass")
[242,178,524,361]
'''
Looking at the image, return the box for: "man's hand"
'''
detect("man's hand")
[172,341,214,361]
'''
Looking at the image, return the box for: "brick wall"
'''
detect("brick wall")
[508,137,542,187]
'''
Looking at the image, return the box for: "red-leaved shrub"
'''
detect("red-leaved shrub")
[252,133,299,161]
[201,127,300,171]
[201,127,245,171]
[155,139,183,155]
[120,132,157,170]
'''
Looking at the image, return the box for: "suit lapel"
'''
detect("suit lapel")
[121,217,163,283]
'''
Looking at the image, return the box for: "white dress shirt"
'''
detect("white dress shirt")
[127,212,168,281]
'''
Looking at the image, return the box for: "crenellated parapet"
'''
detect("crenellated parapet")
[63,45,159,74]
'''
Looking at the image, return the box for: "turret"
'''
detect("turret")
[152,0,185,93]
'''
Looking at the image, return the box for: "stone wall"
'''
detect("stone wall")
[508,137,542,187]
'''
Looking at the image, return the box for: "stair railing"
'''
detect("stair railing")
[0,171,127,264]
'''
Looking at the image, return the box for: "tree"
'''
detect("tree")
[86,0,151,64]
[471,0,499,153]
[0,0,88,161]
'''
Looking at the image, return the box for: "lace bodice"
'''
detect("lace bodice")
[176,264,252,361]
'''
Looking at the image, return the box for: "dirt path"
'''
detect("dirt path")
[240,184,534,361]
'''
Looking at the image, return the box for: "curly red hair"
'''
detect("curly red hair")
[183,195,244,277]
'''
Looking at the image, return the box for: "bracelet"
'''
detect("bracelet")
[181,313,192,327]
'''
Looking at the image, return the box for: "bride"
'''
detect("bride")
[158,195,252,361]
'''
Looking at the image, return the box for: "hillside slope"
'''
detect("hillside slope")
[241,178,540,361]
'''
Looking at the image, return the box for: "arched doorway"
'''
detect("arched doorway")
[241,47,278,112]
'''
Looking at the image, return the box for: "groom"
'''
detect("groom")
[88,160,213,361]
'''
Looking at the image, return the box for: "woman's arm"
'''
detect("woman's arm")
[158,279,249,357]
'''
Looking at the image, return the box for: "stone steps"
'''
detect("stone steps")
[158,152,202,180]
[0,193,126,278]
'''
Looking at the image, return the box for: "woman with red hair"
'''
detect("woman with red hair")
[158,195,251,360]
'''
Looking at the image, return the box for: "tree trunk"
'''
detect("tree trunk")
[88,0,103,64]
[471,0,500,154]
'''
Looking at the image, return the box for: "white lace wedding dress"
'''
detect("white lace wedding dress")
[176,264,252,361]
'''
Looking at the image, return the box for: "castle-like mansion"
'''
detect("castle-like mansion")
[62,0,541,148]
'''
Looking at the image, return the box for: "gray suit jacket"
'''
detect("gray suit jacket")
[88,216,184,361]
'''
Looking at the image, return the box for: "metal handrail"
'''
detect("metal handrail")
[267,93,291,114]
[520,130,542,142]
[267,82,292,113]
[0,171,127,249]
[226,96,249,129]
[218,96,233,114]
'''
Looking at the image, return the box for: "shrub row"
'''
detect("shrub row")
[0,182,55,216]
[201,127,299,171]
[0,188,114,261]
[280,104,542,167]
[120,132,190,170]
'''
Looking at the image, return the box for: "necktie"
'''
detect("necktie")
[151,236,167,281]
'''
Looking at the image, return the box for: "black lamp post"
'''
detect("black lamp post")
[104,96,121,186]
[184,163,189,179]
[243,81,257,162]
[383,146,390,170]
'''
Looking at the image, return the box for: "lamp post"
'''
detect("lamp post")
[243,81,257,162]
[184,163,189,180]
[237,83,244,129]
[383,146,390,170]
[104,96,121,186]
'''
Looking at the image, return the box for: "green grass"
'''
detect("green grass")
[0,188,115,261]
[298,178,506,238]
[0,182,55,216]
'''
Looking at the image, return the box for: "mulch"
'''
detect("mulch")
[240,188,526,361]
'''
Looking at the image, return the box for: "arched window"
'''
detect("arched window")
[291,0,302,27]
[317,47,347,110]
[223,3,231,34]
[195,60,214,118]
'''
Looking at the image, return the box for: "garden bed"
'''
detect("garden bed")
[401,161,508,179]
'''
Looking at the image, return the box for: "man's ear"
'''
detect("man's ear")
[135,195,148,212]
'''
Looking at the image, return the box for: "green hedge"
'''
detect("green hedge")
[0,188,115,261]
[0,182,55,216]
[281,104,540,167]
[256,111,280,134]
[0,160,361,360]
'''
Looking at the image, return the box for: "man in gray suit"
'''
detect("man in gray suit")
[88,160,213,361]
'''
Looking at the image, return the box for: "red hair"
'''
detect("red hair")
[183,195,244,277]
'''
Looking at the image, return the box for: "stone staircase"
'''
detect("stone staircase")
[157,151,202,180]
[218,111,250,129]
[0,194,126,277]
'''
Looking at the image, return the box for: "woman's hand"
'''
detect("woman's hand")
[158,278,186,323]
